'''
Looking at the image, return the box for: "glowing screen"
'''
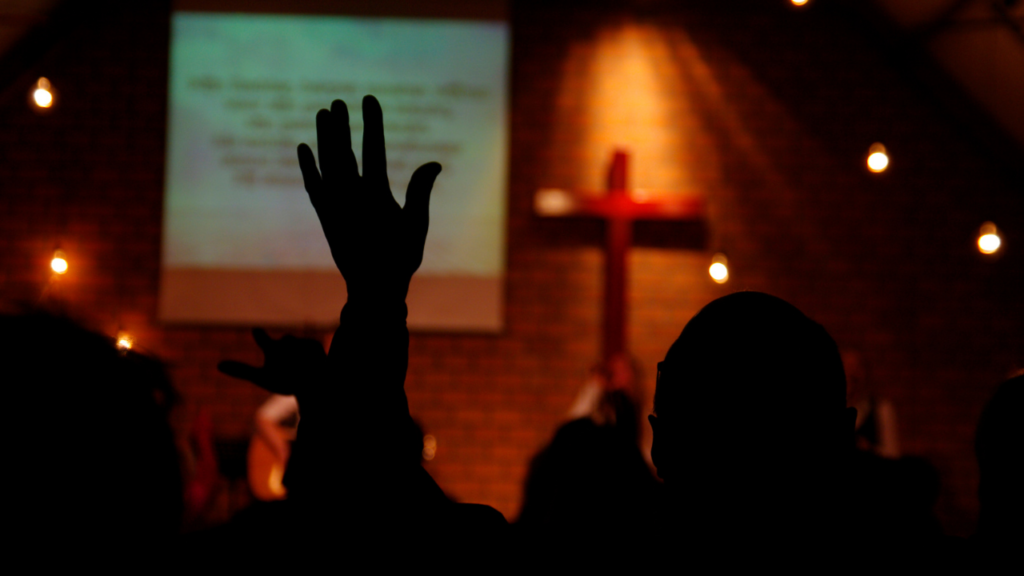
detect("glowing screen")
[160,12,508,330]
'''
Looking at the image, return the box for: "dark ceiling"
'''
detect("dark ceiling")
[2,0,1022,149]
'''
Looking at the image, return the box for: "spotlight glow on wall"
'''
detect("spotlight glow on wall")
[867,143,889,173]
[977,222,1002,255]
[709,253,729,284]
[51,250,68,274]
[32,77,54,109]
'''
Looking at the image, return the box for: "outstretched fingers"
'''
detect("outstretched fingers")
[404,162,441,224]
[361,95,389,192]
[404,162,442,266]
[297,143,320,196]
[217,328,272,384]
[330,99,359,182]
[217,360,263,385]
[252,327,274,351]
[303,102,359,207]
[315,108,336,182]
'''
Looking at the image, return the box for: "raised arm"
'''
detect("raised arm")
[217,96,506,553]
[293,96,441,491]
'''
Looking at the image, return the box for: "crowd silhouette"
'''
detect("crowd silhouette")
[4,94,1020,569]
[974,374,1023,567]
[2,313,181,565]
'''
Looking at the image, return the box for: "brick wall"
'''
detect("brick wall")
[1,1,1021,537]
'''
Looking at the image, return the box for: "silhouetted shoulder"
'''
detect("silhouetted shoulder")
[452,502,508,528]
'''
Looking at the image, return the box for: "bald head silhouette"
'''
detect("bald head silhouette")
[649,292,855,538]
[975,375,1024,545]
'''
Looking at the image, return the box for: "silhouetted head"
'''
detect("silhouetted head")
[649,292,853,523]
[518,416,660,544]
[975,375,1024,541]
[1,312,182,558]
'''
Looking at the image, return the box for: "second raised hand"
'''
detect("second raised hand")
[296,95,442,304]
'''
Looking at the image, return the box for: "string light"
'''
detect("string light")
[422,434,437,461]
[977,222,1002,255]
[867,143,889,173]
[116,331,134,351]
[51,250,68,274]
[32,77,54,109]
[709,253,729,284]
[534,188,576,216]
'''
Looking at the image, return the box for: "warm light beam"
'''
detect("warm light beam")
[561,24,695,195]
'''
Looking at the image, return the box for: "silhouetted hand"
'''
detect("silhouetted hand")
[218,328,327,396]
[297,95,442,304]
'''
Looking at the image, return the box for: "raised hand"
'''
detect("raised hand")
[218,328,327,396]
[297,95,442,304]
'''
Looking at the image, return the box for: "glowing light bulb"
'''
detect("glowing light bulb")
[422,434,437,461]
[792,0,809,5]
[32,77,53,108]
[709,263,728,282]
[51,250,68,274]
[709,253,729,284]
[116,332,134,351]
[34,88,52,108]
[534,188,575,216]
[977,222,1001,255]
[867,152,888,172]
[867,143,889,173]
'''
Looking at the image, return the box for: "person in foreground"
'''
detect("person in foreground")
[650,293,969,567]
[214,96,505,562]
[218,96,956,567]
[648,292,858,560]
[973,374,1023,568]
[2,312,182,566]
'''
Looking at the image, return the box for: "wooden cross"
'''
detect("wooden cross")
[535,150,704,366]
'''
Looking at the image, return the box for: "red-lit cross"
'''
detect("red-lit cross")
[535,150,704,365]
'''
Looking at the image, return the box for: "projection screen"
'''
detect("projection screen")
[159,11,508,331]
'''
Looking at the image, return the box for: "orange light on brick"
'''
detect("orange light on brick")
[32,77,54,109]
[268,464,286,497]
[51,250,68,274]
[867,143,889,173]
[709,253,729,284]
[565,23,693,195]
[977,222,1001,255]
